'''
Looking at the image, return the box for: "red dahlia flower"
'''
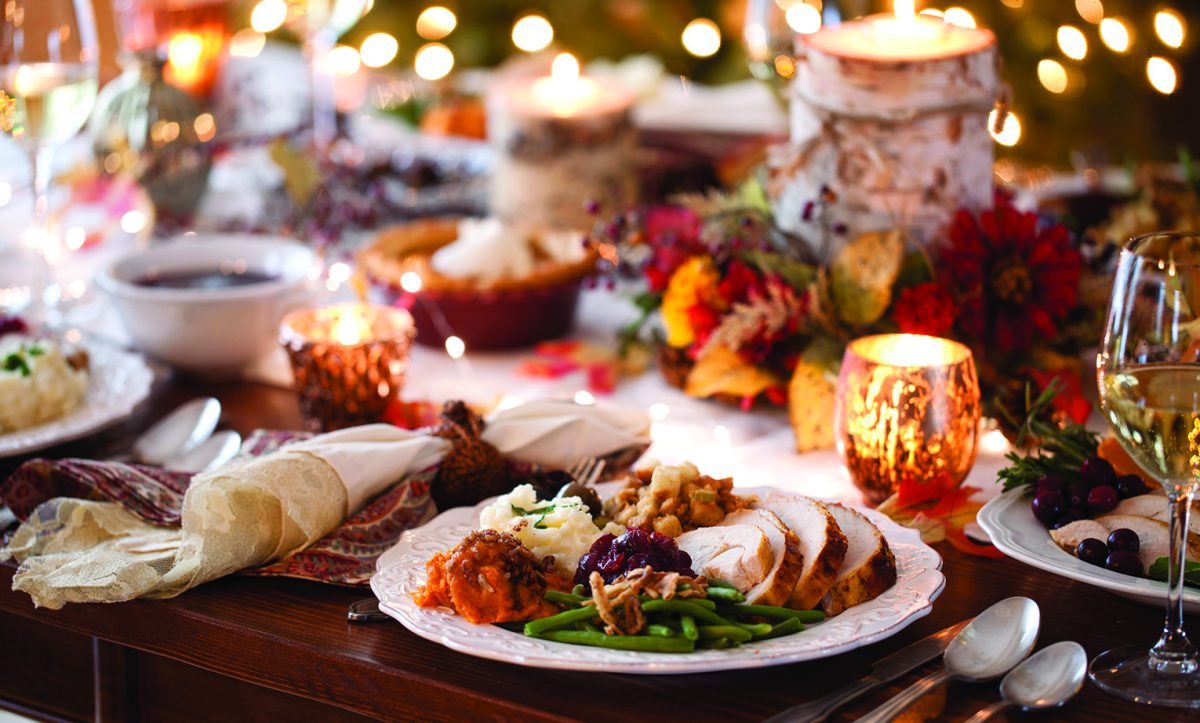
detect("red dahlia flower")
[941,204,1081,351]
[892,282,958,337]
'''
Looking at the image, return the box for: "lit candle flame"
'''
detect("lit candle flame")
[551,52,580,82]
[332,310,369,345]
[894,0,916,23]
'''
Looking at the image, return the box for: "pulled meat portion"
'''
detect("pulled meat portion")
[587,567,709,636]
[414,529,566,624]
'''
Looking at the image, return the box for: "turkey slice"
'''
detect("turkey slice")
[675,524,774,592]
[676,508,804,606]
[757,495,848,610]
[820,504,897,615]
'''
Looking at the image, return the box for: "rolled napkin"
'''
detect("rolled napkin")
[482,400,650,469]
[2,425,450,609]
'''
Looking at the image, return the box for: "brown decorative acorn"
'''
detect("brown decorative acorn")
[431,401,511,509]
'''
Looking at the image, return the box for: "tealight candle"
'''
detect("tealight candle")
[280,304,415,432]
[488,52,637,230]
[834,334,981,505]
[769,0,998,254]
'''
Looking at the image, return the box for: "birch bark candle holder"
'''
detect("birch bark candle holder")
[768,5,999,256]
[488,53,637,231]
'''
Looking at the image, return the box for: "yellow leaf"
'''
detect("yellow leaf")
[788,341,841,452]
[831,230,903,326]
[684,345,779,399]
[269,138,322,207]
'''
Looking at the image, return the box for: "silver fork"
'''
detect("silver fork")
[567,457,606,487]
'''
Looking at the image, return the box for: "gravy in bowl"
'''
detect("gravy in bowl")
[134,269,280,290]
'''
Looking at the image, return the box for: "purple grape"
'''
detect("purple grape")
[1107,528,1140,553]
[1051,508,1086,529]
[1081,457,1117,489]
[1036,474,1067,496]
[1116,475,1150,499]
[1032,491,1065,527]
[1087,485,1119,515]
[1066,482,1088,510]
[1105,550,1143,577]
[1076,538,1109,566]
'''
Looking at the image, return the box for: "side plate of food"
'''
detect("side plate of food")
[0,330,153,457]
[372,466,945,674]
[978,486,1200,614]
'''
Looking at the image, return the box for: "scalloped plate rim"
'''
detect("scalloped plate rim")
[977,487,1199,613]
[371,488,945,674]
[0,344,153,457]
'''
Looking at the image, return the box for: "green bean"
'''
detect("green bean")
[577,621,602,633]
[652,616,682,632]
[707,578,737,589]
[641,599,733,626]
[645,624,676,638]
[728,604,826,622]
[680,614,698,641]
[572,583,585,597]
[683,598,717,610]
[545,590,589,606]
[756,617,804,640]
[698,625,753,643]
[524,605,600,635]
[703,637,732,650]
[536,629,695,653]
[704,587,745,602]
[733,622,774,637]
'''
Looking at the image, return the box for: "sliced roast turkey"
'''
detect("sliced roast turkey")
[676,508,804,606]
[820,504,897,615]
[1051,514,1200,571]
[673,524,774,592]
[757,495,848,610]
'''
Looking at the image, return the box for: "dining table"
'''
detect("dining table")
[1,369,1197,723]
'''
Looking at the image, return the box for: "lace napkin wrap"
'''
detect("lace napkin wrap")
[3,427,449,609]
[1,403,650,609]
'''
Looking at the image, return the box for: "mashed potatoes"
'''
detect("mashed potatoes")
[479,484,624,577]
[0,337,89,433]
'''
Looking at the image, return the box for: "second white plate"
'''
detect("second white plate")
[977,487,1199,613]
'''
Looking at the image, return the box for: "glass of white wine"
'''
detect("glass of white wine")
[284,0,370,150]
[0,0,99,321]
[1094,231,1200,706]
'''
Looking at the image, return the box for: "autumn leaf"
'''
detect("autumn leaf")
[685,345,780,399]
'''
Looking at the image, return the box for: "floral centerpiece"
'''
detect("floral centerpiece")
[595,185,1103,452]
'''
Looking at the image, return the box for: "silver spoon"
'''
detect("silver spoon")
[964,641,1087,722]
[858,597,1041,723]
[131,397,221,466]
[165,430,242,473]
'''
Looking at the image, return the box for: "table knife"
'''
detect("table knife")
[761,618,972,723]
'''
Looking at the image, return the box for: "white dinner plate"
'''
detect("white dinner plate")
[977,487,1199,613]
[0,343,154,457]
[371,488,945,674]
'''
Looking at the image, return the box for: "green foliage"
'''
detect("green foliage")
[996,380,1101,495]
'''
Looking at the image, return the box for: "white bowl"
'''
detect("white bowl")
[97,235,315,375]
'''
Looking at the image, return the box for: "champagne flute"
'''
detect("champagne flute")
[283,0,370,151]
[0,0,100,321]
[1093,231,1200,706]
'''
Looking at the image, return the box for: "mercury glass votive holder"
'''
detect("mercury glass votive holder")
[834,334,981,505]
[280,303,415,432]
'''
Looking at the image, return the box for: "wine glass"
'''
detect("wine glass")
[0,0,100,321]
[1094,231,1200,706]
[284,0,370,150]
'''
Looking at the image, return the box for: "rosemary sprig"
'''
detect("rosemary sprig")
[995,379,1101,495]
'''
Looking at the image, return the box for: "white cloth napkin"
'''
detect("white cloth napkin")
[483,401,650,468]
[287,424,450,512]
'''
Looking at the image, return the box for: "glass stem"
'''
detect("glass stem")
[306,27,337,153]
[1150,487,1199,674]
[28,141,56,320]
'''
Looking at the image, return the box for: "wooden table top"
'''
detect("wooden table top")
[2,375,1198,722]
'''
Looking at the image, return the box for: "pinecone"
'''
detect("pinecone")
[432,401,511,508]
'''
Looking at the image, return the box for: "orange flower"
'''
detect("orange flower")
[661,257,720,348]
